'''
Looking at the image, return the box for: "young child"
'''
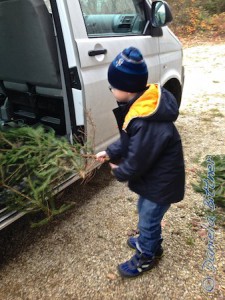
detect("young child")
[96,47,185,278]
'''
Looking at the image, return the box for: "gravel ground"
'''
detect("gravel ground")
[0,43,225,300]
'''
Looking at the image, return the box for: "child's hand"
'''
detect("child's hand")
[95,151,109,163]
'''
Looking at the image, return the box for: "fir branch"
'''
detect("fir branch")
[1,182,33,203]
[0,123,97,226]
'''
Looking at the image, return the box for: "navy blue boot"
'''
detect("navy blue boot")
[127,236,164,258]
[118,251,156,278]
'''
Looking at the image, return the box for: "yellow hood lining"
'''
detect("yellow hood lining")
[122,84,161,131]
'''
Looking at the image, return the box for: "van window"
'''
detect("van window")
[79,0,146,37]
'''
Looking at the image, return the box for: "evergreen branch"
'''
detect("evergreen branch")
[3,165,24,184]
[0,123,97,227]
[0,134,15,148]
[1,182,33,203]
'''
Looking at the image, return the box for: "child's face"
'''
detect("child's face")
[109,87,137,103]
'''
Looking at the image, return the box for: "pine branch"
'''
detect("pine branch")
[1,182,33,203]
[0,124,97,226]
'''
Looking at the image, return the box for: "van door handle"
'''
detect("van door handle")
[88,49,107,56]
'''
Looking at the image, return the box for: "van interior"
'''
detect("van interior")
[0,0,66,135]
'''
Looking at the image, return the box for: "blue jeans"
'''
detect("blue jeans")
[137,196,170,257]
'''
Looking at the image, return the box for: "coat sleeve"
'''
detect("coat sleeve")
[106,138,122,160]
[113,120,172,182]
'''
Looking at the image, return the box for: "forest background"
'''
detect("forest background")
[168,0,225,43]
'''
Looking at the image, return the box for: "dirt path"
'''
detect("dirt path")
[0,43,225,300]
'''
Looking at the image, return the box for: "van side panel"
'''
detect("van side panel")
[64,0,161,152]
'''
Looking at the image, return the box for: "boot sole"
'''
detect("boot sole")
[117,260,157,278]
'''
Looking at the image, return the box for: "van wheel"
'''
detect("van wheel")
[163,79,182,107]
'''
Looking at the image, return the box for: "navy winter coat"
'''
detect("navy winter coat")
[106,84,185,204]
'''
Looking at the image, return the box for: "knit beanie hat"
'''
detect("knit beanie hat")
[108,47,148,93]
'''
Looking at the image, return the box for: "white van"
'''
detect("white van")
[0,0,184,229]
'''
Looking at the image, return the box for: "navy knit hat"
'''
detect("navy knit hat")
[108,47,148,93]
